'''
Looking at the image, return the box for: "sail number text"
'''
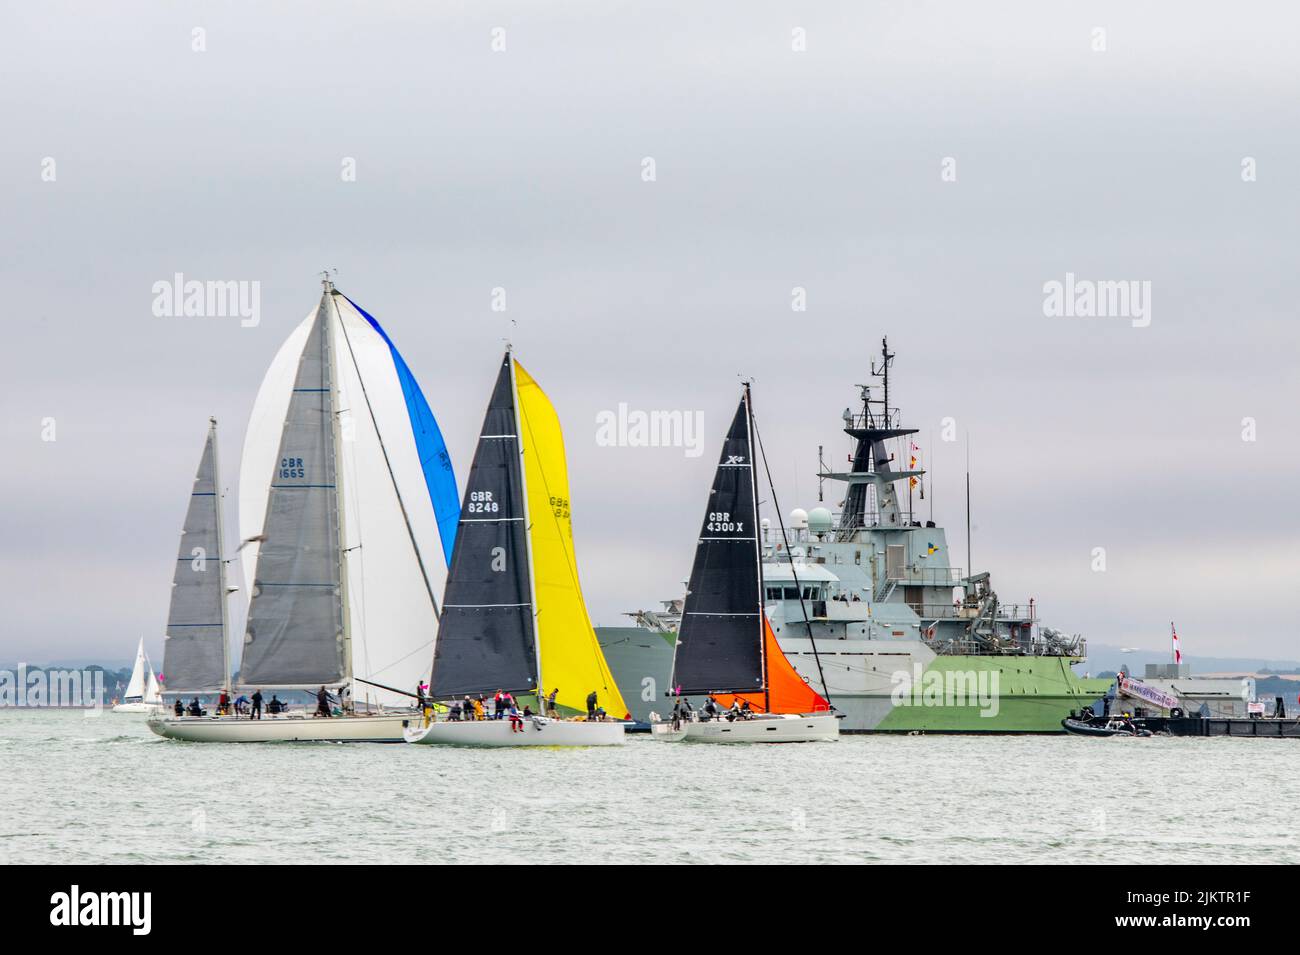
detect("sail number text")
[279,457,305,479]
[467,490,499,514]
[706,511,744,533]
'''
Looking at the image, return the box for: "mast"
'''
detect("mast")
[742,383,769,712]
[323,278,354,695]
[209,417,232,696]
[509,349,544,697]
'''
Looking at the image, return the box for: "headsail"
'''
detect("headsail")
[331,294,452,705]
[123,638,148,701]
[713,616,829,714]
[341,294,459,566]
[515,360,628,717]
[144,663,163,706]
[161,422,229,693]
[429,355,536,698]
[670,398,765,695]
[240,295,348,687]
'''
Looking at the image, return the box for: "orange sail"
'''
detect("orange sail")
[715,616,829,714]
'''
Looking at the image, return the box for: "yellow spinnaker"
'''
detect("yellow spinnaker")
[514,360,629,719]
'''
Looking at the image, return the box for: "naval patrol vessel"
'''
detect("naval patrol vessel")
[597,340,1110,732]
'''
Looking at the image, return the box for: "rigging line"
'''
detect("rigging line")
[333,293,443,625]
[331,302,371,683]
[360,636,436,680]
[751,409,833,708]
[514,381,621,699]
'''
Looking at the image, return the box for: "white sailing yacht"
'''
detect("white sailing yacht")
[149,279,460,742]
[112,638,163,713]
[404,350,627,746]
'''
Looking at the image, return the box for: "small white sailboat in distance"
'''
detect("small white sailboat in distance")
[149,278,460,742]
[112,638,163,713]
[404,350,628,746]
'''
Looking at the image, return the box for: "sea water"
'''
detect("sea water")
[2,709,1295,864]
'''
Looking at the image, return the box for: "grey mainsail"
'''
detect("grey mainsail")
[428,355,536,699]
[161,421,229,693]
[240,295,347,687]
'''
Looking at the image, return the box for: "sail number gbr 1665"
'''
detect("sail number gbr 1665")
[706,512,745,533]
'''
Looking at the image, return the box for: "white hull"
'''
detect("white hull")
[655,713,840,743]
[404,718,626,747]
[648,722,686,742]
[147,712,414,742]
[112,702,159,714]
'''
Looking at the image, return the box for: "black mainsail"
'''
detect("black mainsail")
[670,390,765,695]
[428,354,537,698]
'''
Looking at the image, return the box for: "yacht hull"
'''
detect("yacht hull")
[404,718,626,747]
[112,702,160,714]
[655,713,839,743]
[147,712,413,742]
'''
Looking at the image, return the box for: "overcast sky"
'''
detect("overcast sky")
[2,1,1297,666]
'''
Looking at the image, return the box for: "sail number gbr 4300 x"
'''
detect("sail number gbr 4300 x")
[706,512,745,533]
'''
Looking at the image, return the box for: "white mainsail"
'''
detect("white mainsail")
[238,284,458,707]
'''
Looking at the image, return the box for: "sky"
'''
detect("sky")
[2,1,1297,665]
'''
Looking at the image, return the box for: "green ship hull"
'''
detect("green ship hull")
[870,656,1112,733]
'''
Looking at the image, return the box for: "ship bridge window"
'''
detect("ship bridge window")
[783,587,800,600]
[766,587,782,600]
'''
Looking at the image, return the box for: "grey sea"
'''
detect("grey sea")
[3,709,1296,865]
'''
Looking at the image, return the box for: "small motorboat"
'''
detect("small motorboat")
[1062,717,1153,738]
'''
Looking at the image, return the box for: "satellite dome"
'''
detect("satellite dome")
[808,506,833,535]
[789,508,808,529]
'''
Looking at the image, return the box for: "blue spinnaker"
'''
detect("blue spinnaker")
[343,295,459,566]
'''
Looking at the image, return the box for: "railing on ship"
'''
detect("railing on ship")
[835,508,928,532]
[930,635,1088,659]
[844,409,901,432]
[910,601,1036,620]
[894,567,964,587]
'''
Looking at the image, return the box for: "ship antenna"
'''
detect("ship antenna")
[817,444,824,503]
[965,437,973,579]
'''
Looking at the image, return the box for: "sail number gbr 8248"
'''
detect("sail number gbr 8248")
[466,490,499,514]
